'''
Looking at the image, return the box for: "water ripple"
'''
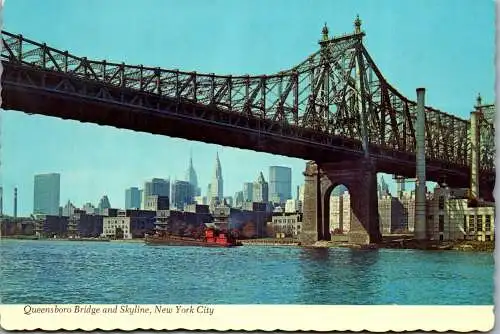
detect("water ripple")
[0,240,494,305]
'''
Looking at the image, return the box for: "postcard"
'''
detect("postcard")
[0,0,496,332]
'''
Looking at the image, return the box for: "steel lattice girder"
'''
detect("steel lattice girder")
[0,30,495,173]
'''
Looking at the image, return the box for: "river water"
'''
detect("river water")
[0,239,494,304]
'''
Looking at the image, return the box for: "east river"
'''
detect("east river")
[0,239,494,304]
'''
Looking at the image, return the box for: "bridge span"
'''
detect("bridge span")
[1,17,495,244]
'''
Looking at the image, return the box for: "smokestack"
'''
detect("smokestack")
[414,88,427,240]
[14,187,18,218]
[470,110,479,201]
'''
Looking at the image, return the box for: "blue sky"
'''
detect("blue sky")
[1,0,494,216]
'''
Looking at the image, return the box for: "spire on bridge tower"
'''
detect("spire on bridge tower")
[354,14,362,34]
[322,23,329,42]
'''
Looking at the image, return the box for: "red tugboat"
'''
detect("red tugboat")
[145,226,242,248]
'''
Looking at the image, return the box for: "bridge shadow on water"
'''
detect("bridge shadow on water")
[296,248,383,304]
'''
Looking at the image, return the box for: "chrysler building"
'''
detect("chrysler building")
[210,152,224,203]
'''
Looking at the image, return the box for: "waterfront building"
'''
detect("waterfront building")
[268,213,302,237]
[38,215,68,238]
[425,187,494,242]
[33,173,60,216]
[268,166,292,204]
[102,209,156,239]
[125,187,141,209]
[171,180,194,210]
[378,195,405,234]
[284,199,301,213]
[143,178,170,207]
[185,155,201,196]
[98,195,111,215]
[329,192,351,233]
[242,182,253,202]
[67,210,104,238]
[210,152,224,203]
[230,205,270,238]
[144,195,169,211]
[0,216,37,236]
[400,190,416,232]
[253,172,268,203]
[184,204,210,214]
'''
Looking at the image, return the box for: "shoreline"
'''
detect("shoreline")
[0,236,145,243]
[1,235,494,252]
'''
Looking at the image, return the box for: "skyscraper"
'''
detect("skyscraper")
[268,166,292,204]
[98,195,111,214]
[171,180,194,210]
[62,200,76,217]
[253,172,269,203]
[210,152,223,202]
[143,178,170,204]
[125,187,141,209]
[185,154,200,196]
[242,182,253,202]
[33,173,60,215]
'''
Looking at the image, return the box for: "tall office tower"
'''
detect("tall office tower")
[268,166,292,204]
[210,152,224,202]
[378,176,390,198]
[185,154,201,196]
[14,187,17,218]
[98,195,111,214]
[253,172,269,203]
[62,200,76,217]
[83,202,97,215]
[125,187,141,209]
[33,173,61,215]
[143,178,170,204]
[234,191,244,208]
[171,180,194,210]
[206,184,212,200]
[242,182,253,202]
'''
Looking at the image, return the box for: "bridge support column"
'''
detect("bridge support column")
[300,162,322,244]
[300,159,381,246]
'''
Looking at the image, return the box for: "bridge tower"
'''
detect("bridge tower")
[300,17,381,246]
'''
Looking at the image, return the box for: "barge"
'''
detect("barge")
[145,227,242,248]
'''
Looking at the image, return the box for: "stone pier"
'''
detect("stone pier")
[300,159,381,245]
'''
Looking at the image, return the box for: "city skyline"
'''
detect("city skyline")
[3,157,412,217]
[1,0,493,216]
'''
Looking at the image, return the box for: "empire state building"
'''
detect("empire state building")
[185,155,200,196]
[210,152,224,203]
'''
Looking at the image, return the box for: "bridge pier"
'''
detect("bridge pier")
[300,159,381,245]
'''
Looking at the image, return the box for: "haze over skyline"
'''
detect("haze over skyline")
[1,0,494,216]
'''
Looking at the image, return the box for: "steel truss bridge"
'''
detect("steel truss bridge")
[0,20,495,190]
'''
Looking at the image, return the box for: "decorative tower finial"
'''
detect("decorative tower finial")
[354,14,362,34]
[322,23,329,41]
[476,93,482,108]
